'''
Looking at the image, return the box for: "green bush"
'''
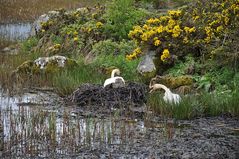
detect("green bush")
[92,39,136,55]
[103,0,147,40]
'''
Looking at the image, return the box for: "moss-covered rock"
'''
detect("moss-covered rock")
[13,55,78,76]
[151,75,194,89]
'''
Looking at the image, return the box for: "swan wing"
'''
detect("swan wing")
[103,78,116,87]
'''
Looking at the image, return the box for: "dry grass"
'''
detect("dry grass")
[0,0,101,23]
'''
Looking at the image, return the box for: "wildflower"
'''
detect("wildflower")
[184,27,196,34]
[193,15,200,21]
[216,26,223,33]
[183,37,189,44]
[126,47,142,61]
[73,31,78,36]
[161,49,170,62]
[96,22,103,28]
[172,25,182,38]
[73,37,79,42]
[168,10,182,18]
[154,39,161,46]
[140,33,148,41]
[156,25,164,33]
[146,18,160,24]
[87,28,92,33]
[54,44,61,49]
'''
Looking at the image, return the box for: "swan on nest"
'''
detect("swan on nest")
[149,83,181,104]
[103,69,125,88]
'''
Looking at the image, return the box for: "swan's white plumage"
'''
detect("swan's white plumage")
[149,83,181,104]
[103,69,125,87]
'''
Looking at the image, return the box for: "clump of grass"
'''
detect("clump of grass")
[199,89,239,117]
[52,60,105,96]
[148,93,203,119]
[148,88,239,119]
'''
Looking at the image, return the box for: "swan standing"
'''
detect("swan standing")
[149,83,181,104]
[103,69,125,87]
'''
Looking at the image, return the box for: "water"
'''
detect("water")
[0,0,102,48]
[0,90,148,158]
[0,23,32,42]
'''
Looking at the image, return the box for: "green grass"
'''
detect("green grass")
[148,88,239,119]
[52,60,105,96]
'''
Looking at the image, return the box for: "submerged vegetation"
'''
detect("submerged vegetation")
[0,0,239,119]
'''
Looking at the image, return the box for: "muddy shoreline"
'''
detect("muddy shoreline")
[1,89,238,158]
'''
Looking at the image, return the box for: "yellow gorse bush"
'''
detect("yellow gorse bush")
[127,0,238,63]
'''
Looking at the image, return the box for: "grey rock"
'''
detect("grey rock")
[137,51,156,75]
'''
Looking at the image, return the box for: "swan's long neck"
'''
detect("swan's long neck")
[155,84,171,93]
[111,69,119,78]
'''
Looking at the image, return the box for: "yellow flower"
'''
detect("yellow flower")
[168,19,176,27]
[54,44,61,49]
[87,28,92,33]
[126,47,142,61]
[154,39,161,46]
[73,31,78,36]
[140,33,148,41]
[172,25,182,38]
[73,37,79,42]
[96,22,103,28]
[216,26,223,33]
[159,15,170,22]
[168,10,182,17]
[189,27,196,33]
[146,18,160,24]
[224,16,230,25]
[143,24,150,30]
[183,37,189,44]
[156,25,164,33]
[184,26,196,34]
[193,15,200,21]
[161,49,170,62]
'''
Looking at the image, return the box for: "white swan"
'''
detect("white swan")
[149,83,181,104]
[103,69,125,87]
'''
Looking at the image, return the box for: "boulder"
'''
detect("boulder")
[137,52,156,80]
[13,55,78,76]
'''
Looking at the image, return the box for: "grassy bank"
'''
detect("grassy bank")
[148,89,239,119]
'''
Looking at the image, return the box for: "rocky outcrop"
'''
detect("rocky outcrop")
[12,55,78,77]
[137,52,156,80]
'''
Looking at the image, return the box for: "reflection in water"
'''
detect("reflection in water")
[0,23,32,41]
[0,90,147,158]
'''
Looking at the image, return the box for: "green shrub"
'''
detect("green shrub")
[92,39,136,55]
[103,0,147,40]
